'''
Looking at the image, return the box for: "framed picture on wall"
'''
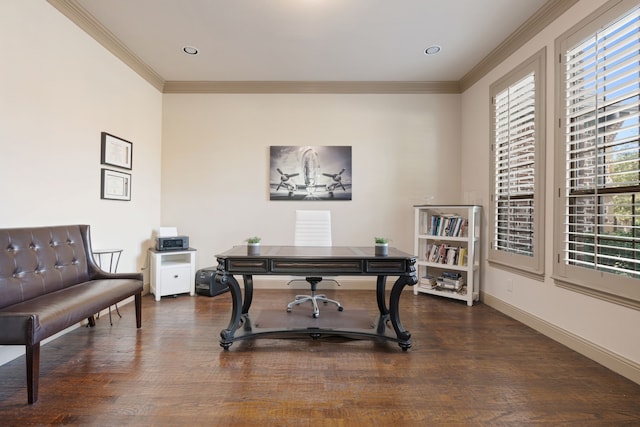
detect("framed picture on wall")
[101,168,131,201]
[101,132,132,170]
[269,146,352,200]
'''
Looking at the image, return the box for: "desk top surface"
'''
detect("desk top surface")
[217,245,415,259]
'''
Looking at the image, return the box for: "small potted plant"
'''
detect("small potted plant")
[246,236,261,255]
[374,237,389,256]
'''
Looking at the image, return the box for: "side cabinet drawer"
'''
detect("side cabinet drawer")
[160,266,191,295]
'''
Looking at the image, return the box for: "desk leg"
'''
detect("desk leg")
[218,273,242,350]
[375,275,389,316]
[241,274,254,315]
[388,275,417,351]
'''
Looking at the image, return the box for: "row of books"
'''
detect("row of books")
[419,272,466,292]
[425,243,467,266]
[427,214,467,237]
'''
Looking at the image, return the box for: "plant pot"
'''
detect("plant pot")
[375,243,388,256]
[247,243,260,256]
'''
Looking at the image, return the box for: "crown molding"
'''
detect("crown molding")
[162,81,460,94]
[46,0,165,91]
[49,0,576,95]
[459,0,579,91]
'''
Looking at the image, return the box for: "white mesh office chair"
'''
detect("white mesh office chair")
[286,210,343,318]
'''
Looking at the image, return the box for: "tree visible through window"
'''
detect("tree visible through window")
[555,0,640,305]
[564,7,640,275]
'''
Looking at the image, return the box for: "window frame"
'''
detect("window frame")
[553,0,640,309]
[488,48,546,278]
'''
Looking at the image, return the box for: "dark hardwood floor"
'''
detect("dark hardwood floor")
[1,288,639,426]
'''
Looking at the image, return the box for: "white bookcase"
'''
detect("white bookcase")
[149,249,196,301]
[413,205,481,306]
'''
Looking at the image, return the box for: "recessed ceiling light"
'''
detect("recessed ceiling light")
[424,45,441,55]
[183,46,199,55]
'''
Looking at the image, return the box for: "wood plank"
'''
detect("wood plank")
[0,289,639,424]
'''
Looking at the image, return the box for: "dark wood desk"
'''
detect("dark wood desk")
[214,245,417,350]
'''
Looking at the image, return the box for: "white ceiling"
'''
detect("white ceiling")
[67,0,552,85]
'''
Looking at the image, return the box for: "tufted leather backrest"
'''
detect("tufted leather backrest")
[0,225,91,309]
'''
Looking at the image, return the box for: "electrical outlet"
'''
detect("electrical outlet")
[506,279,513,293]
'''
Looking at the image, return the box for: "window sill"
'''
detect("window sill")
[487,258,545,281]
[552,276,640,311]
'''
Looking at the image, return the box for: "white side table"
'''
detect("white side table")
[149,249,197,301]
[92,248,123,325]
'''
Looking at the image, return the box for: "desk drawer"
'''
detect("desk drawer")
[227,259,269,273]
[271,259,362,274]
[365,259,410,274]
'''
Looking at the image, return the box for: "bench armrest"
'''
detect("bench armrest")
[80,224,143,282]
[0,313,37,345]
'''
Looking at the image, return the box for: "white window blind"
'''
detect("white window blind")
[493,73,536,256]
[489,48,545,277]
[563,5,640,279]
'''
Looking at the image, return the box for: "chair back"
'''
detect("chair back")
[294,210,332,247]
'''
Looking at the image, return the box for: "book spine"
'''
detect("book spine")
[458,247,467,266]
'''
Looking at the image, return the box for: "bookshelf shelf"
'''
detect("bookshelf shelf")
[413,205,481,306]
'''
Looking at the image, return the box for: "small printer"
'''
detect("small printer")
[156,236,189,251]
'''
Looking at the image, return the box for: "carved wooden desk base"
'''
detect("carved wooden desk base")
[214,245,417,351]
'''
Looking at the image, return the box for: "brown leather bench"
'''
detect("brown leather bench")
[0,224,143,404]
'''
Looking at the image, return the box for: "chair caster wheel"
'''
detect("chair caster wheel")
[313,312,319,318]
[338,307,344,312]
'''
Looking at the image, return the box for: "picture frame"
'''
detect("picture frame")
[101,132,132,170]
[101,168,131,201]
[269,146,352,201]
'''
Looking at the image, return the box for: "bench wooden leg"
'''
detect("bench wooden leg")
[26,342,40,404]
[135,292,142,328]
[87,315,96,327]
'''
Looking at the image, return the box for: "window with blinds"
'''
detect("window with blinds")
[489,49,545,276]
[494,73,536,256]
[564,6,640,274]
[555,0,640,306]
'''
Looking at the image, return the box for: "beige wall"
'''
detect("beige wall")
[0,2,162,362]
[0,1,162,269]
[2,0,638,383]
[461,0,640,372]
[161,93,462,276]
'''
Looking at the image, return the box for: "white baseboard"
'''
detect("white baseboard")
[482,291,640,385]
